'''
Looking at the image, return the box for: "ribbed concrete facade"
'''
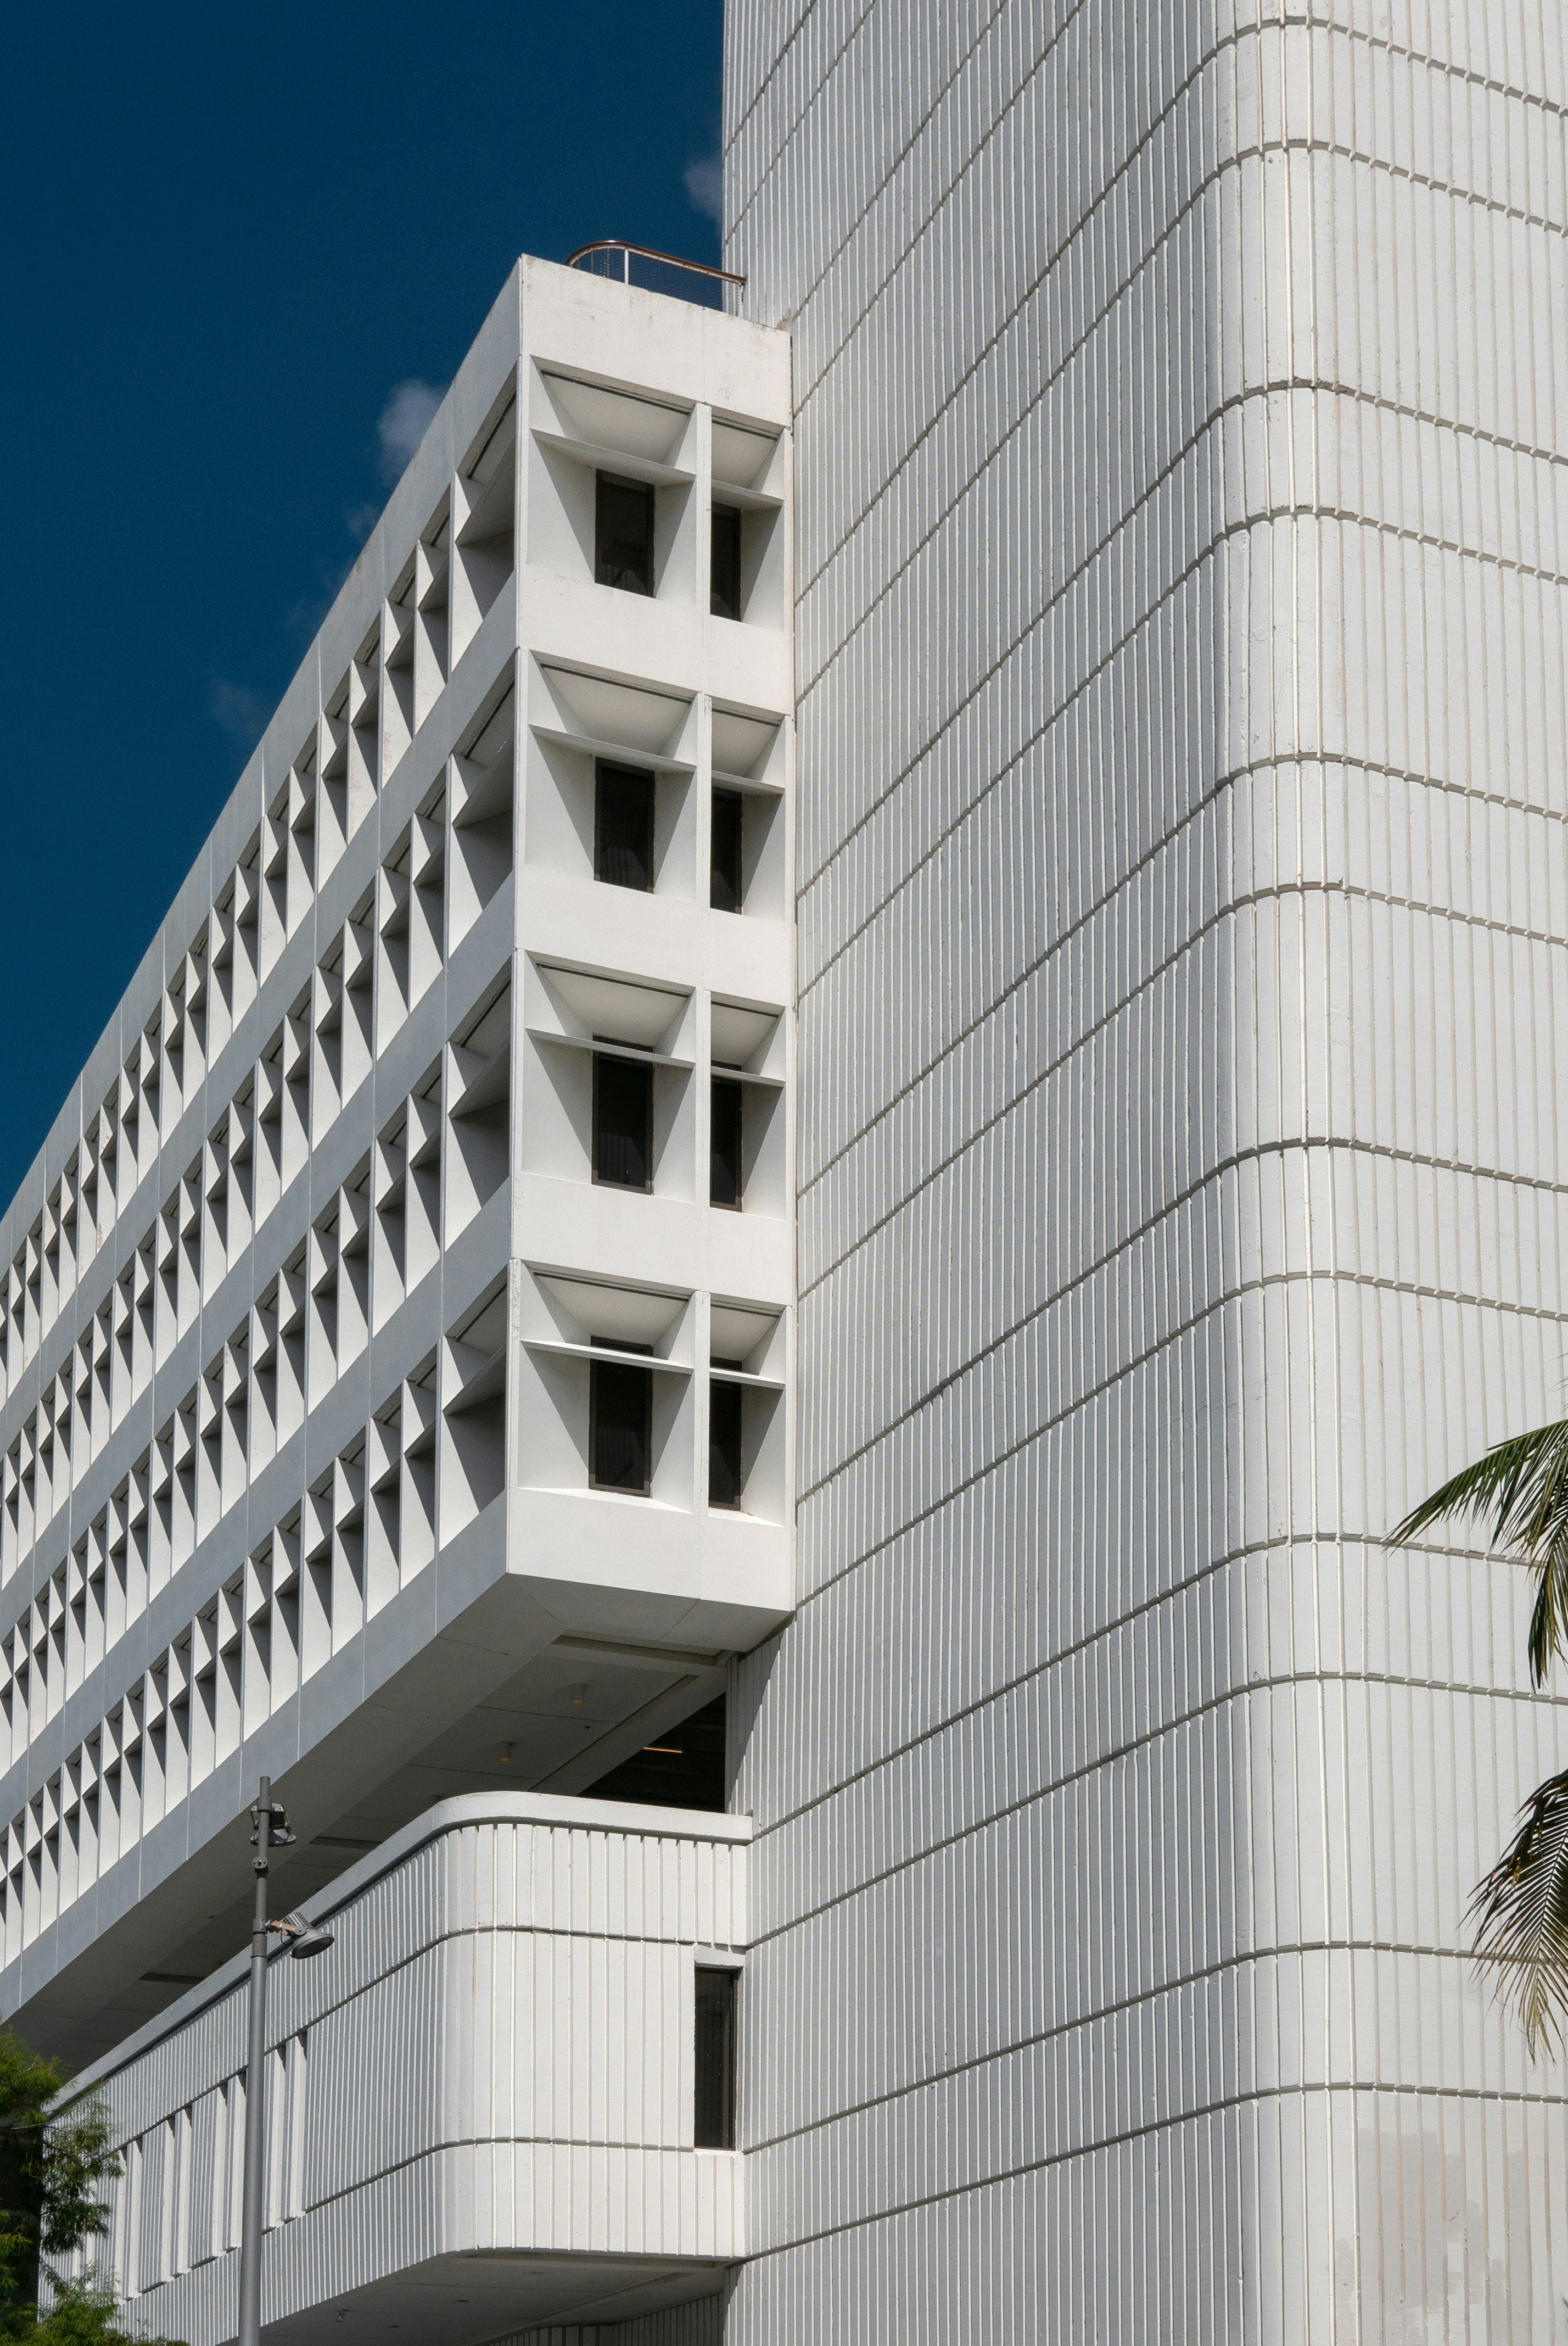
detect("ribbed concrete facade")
[723,3,1568,2337]
[61,1795,747,2343]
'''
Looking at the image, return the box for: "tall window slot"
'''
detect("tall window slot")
[596,473,655,595]
[710,789,743,913]
[710,507,743,621]
[709,1378,744,1510]
[590,1353,652,1494]
[694,1965,738,2148]
[710,1079,743,1209]
[595,1055,654,1191]
[595,762,656,891]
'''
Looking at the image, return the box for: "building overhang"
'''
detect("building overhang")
[262,2248,730,2343]
[3,1509,784,2070]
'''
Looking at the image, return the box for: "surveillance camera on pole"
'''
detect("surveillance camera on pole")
[236,1778,335,2346]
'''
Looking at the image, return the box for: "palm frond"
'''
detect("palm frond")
[1467,1766,1568,2056]
[1389,1419,1568,1682]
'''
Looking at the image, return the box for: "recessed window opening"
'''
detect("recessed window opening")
[711,507,743,621]
[710,1079,743,1208]
[596,472,655,595]
[594,1055,653,1189]
[710,789,743,913]
[694,1965,738,2148]
[590,1358,652,1494]
[709,1380,744,1510]
[595,762,656,891]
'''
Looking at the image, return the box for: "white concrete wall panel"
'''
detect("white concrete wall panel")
[726,0,1568,2335]
[65,1797,748,2346]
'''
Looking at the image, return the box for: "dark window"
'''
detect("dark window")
[596,472,656,595]
[710,1078,743,1208]
[709,1379,744,1510]
[596,762,655,891]
[711,506,743,620]
[590,1358,652,1493]
[594,1055,653,1190]
[694,1966,738,2148]
[710,788,743,913]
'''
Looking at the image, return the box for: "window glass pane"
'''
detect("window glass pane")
[709,1379,744,1509]
[595,1056,653,1189]
[710,789,743,913]
[596,763,655,891]
[694,1966,737,2147]
[710,506,743,620]
[710,1079,743,1208]
[590,1359,652,1493]
[596,472,656,594]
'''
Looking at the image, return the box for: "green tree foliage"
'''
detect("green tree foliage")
[1466,1765,1568,2058]
[0,2026,181,2346]
[1390,1420,1568,2053]
[21,2278,181,2346]
[1392,1421,1568,1688]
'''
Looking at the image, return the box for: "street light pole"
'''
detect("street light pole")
[236,1775,273,2346]
[234,1779,334,2346]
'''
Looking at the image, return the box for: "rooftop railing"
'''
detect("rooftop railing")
[566,240,746,313]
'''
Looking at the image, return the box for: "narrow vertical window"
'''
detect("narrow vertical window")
[709,1379,744,1510]
[594,1055,654,1190]
[710,789,744,913]
[596,472,656,594]
[694,1965,738,2148]
[710,506,743,620]
[710,1078,743,1208]
[590,1356,652,1494]
[595,762,655,891]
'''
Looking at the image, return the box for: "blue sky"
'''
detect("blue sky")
[1,2,723,1208]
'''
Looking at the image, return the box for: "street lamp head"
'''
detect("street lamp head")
[250,1801,296,1847]
[272,1910,335,1960]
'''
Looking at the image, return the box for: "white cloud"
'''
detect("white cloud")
[377,378,446,483]
[684,152,723,227]
[209,677,272,751]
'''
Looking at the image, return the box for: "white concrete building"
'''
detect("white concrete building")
[0,257,792,2338]
[720,1,1568,2341]
[7,4,1568,2341]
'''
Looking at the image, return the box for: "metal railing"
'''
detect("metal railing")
[565,240,746,313]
